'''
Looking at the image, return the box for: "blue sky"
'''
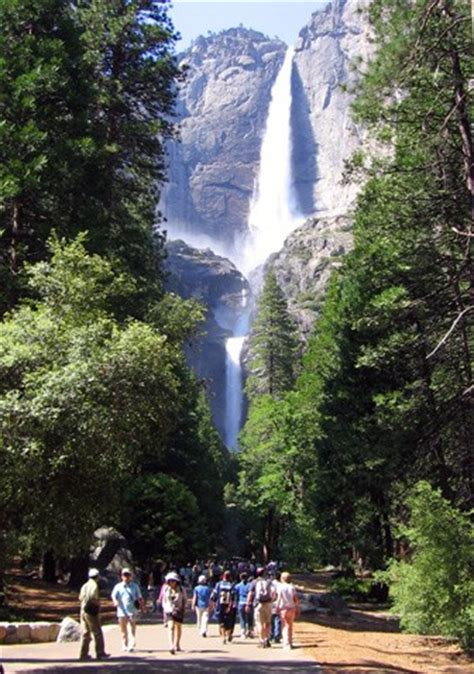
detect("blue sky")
[168,1,327,51]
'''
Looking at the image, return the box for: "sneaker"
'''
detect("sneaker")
[97,653,111,660]
[265,639,272,647]
[228,635,233,643]
[201,633,207,637]
[79,655,92,661]
[170,648,175,655]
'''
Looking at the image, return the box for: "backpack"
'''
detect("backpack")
[255,579,272,603]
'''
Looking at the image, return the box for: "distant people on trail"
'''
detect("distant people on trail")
[210,559,222,588]
[147,560,165,613]
[276,571,300,650]
[247,567,275,648]
[78,568,110,661]
[212,570,237,644]
[162,571,187,654]
[234,572,254,638]
[111,568,144,652]
[191,574,213,637]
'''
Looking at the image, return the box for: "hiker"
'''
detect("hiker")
[111,568,144,652]
[246,567,274,648]
[270,570,282,643]
[234,572,253,638]
[191,574,213,637]
[78,568,109,661]
[147,560,164,613]
[212,570,237,644]
[276,571,300,650]
[162,571,187,654]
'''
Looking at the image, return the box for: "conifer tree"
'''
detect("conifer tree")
[246,270,298,399]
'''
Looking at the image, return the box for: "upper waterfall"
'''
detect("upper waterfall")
[239,46,302,275]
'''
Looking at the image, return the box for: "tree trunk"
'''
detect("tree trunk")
[41,551,57,583]
[68,554,89,589]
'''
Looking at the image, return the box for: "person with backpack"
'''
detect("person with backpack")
[246,567,274,648]
[211,570,237,644]
[234,572,253,638]
[276,571,300,650]
[162,571,187,654]
[191,574,213,637]
[111,568,145,653]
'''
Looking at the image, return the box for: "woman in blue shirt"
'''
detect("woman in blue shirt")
[191,575,213,637]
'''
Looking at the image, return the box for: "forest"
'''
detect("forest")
[0,0,472,649]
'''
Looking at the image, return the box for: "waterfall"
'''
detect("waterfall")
[240,46,302,275]
[224,290,251,450]
[224,46,300,449]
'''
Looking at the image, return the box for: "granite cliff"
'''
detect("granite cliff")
[164,240,250,439]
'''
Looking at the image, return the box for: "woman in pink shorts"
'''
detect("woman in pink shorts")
[276,571,300,650]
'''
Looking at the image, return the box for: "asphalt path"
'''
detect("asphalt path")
[1,615,321,674]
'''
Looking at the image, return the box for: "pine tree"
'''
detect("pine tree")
[246,270,298,399]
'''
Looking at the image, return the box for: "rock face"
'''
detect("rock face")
[292,0,373,216]
[293,0,373,214]
[162,28,286,255]
[165,240,250,438]
[269,214,353,338]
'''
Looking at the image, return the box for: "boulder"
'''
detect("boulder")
[12,622,31,642]
[90,526,135,588]
[57,616,81,642]
[3,623,19,644]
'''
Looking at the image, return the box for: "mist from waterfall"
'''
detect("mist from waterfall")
[239,46,302,276]
[224,46,300,450]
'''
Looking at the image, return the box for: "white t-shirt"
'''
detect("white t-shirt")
[276,582,298,610]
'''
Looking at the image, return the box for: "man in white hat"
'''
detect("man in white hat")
[111,568,144,652]
[78,568,109,661]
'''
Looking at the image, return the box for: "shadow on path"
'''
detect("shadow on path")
[1,655,321,674]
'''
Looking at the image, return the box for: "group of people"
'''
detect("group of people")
[78,561,300,660]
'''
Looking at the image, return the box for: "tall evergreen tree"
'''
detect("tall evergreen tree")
[246,270,298,399]
[0,0,181,314]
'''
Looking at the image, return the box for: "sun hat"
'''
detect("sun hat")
[198,575,207,583]
[88,568,100,578]
[121,568,132,576]
[165,571,181,583]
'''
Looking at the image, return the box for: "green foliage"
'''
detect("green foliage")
[382,482,474,648]
[123,474,206,563]
[0,0,182,312]
[0,237,181,555]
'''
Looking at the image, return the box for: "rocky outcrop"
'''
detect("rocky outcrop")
[90,527,135,589]
[56,617,81,643]
[165,240,250,438]
[163,28,286,255]
[269,214,353,338]
[293,0,372,215]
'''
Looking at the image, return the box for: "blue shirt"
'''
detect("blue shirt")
[234,581,251,605]
[111,580,142,617]
[193,584,212,609]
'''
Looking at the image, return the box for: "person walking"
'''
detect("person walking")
[162,571,187,654]
[234,572,253,638]
[270,571,283,644]
[191,574,213,637]
[212,570,237,644]
[246,567,274,648]
[276,571,300,650]
[78,568,109,661]
[111,568,144,652]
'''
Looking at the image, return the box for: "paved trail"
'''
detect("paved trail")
[2,617,321,674]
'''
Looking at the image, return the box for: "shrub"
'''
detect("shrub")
[383,482,474,648]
